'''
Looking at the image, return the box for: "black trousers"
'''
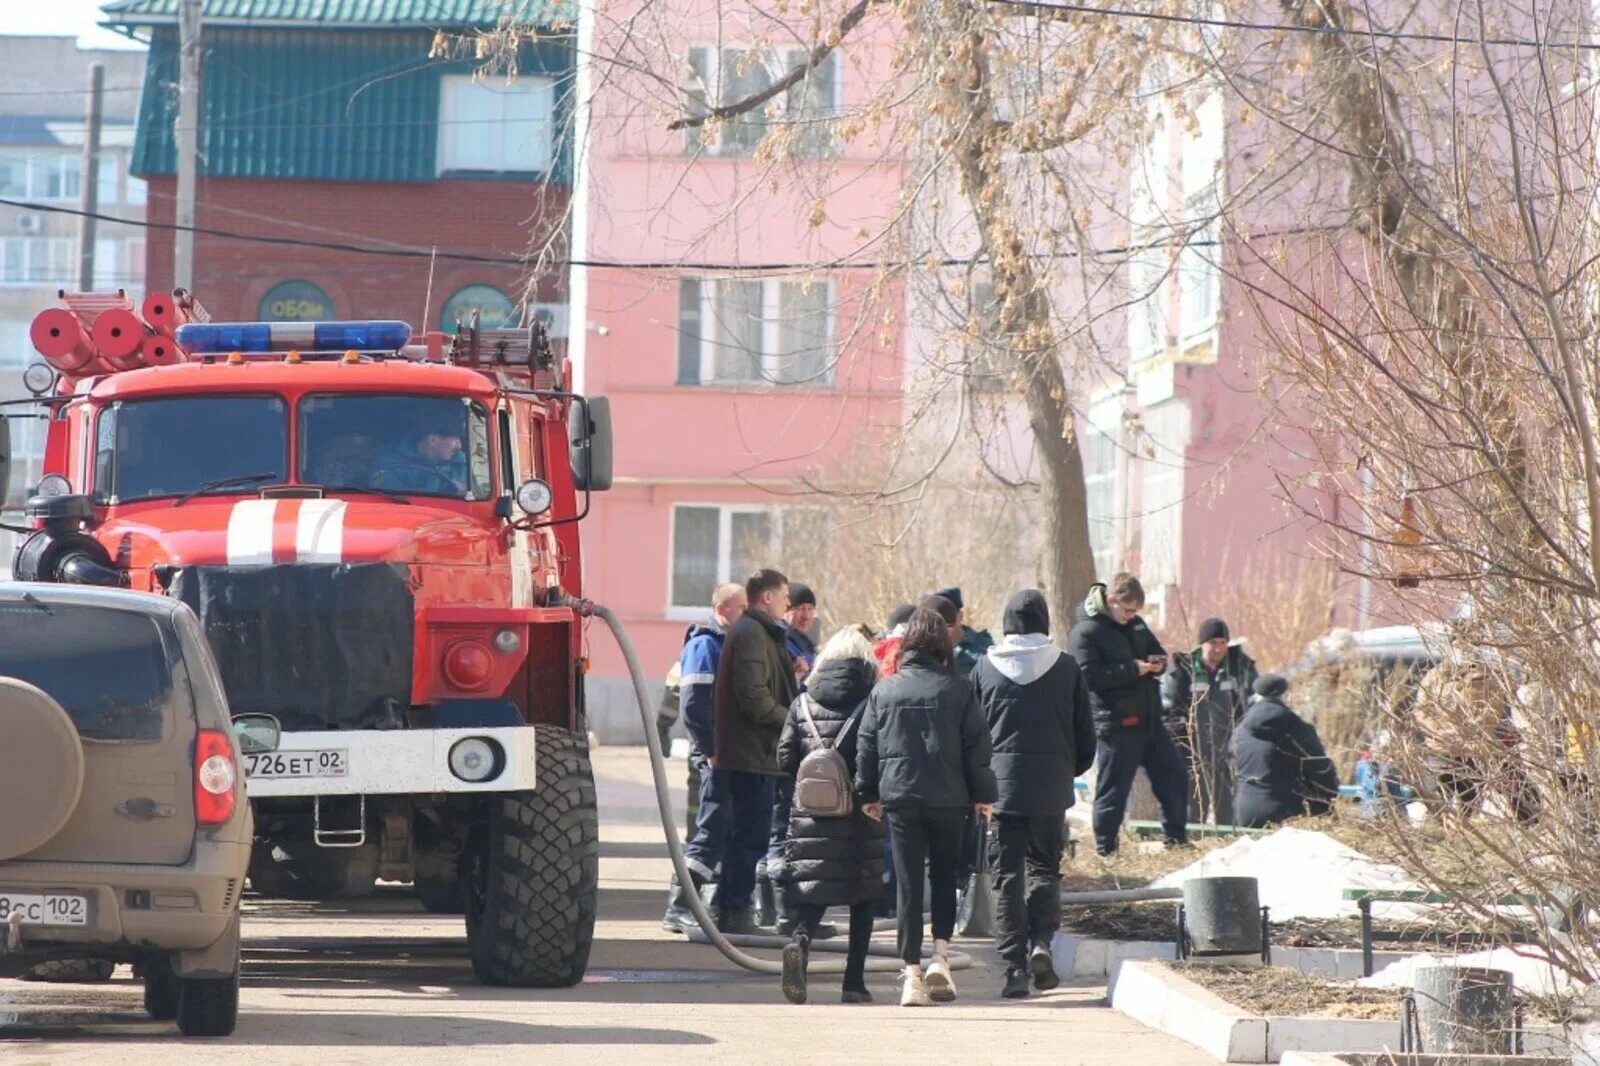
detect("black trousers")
[1092,727,1189,854]
[887,806,966,965]
[990,813,1065,968]
[793,902,876,988]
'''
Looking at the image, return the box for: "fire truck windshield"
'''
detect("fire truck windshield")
[94,395,289,504]
[298,394,492,501]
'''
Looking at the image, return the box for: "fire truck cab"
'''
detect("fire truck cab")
[2,293,609,987]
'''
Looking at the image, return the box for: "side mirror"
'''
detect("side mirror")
[232,713,282,755]
[569,395,612,492]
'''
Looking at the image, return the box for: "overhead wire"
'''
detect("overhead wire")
[985,0,1600,51]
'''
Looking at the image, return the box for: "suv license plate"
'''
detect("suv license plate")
[245,750,349,779]
[0,893,89,926]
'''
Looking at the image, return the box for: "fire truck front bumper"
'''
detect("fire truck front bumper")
[242,727,539,798]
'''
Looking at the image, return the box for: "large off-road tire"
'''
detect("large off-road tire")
[465,727,598,987]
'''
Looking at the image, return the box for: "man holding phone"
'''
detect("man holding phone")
[1067,573,1190,855]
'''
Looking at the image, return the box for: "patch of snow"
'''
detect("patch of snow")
[1150,827,1424,922]
[1358,946,1573,997]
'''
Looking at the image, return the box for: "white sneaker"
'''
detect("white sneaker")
[901,967,932,1007]
[926,955,956,1002]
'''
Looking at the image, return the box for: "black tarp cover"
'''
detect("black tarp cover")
[168,563,414,731]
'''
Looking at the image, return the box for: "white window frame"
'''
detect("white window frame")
[1179,187,1221,347]
[667,502,782,618]
[0,236,75,288]
[1083,404,1123,582]
[684,45,843,158]
[1127,226,1167,364]
[680,277,837,387]
[437,74,556,176]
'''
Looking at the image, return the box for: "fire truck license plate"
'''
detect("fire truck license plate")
[0,893,89,926]
[245,750,349,779]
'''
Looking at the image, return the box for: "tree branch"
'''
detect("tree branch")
[667,0,878,131]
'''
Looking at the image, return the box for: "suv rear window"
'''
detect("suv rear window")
[0,603,171,742]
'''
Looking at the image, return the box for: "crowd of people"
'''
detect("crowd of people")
[656,568,1341,1007]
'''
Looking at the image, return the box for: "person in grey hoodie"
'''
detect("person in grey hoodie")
[970,589,1096,999]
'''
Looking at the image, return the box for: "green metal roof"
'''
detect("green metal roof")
[103,1,572,28]
[130,26,573,183]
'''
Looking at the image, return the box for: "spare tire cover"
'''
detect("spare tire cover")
[0,678,85,860]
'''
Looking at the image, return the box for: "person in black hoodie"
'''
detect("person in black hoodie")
[1065,573,1189,855]
[775,627,885,1005]
[971,590,1095,999]
[1232,674,1341,828]
[856,607,998,1008]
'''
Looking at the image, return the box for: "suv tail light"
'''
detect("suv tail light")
[194,729,237,826]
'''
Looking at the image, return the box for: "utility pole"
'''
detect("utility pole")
[174,0,202,290]
[75,63,105,291]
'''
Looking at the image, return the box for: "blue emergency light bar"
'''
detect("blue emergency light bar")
[174,320,413,354]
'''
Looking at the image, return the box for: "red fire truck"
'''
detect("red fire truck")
[1,289,609,987]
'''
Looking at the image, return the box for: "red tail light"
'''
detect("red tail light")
[194,729,238,826]
[443,639,495,692]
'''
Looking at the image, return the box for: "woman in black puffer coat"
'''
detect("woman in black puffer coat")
[775,627,885,1005]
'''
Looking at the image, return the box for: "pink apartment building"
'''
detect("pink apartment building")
[568,6,906,737]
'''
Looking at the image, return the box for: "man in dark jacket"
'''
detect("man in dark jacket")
[972,590,1095,998]
[1066,573,1189,855]
[1232,674,1340,828]
[711,568,798,935]
[661,581,746,933]
[936,586,995,676]
[1164,617,1258,826]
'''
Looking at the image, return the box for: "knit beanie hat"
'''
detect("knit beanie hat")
[933,586,964,612]
[1001,589,1050,637]
[1253,674,1289,700]
[788,582,816,609]
[1197,617,1229,643]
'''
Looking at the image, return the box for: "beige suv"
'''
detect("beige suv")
[0,584,276,1037]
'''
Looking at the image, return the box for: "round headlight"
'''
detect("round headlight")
[22,362,56,396]
[35,475,72,498]
[493,628,522,654]
[515,478,553,515]
[448,737,502,783]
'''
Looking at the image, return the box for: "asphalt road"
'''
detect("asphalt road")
[0,747,1211,1064]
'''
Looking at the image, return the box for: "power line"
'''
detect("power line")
[0,193,1317,272]
[988,0,1600,51]
[0,85,145,97]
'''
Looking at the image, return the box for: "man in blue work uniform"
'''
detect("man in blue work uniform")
[662,581,748,933]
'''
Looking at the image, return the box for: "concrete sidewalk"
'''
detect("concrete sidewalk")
[0,745,1211,1064]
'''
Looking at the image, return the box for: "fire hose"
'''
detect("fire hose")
[584,600,973,977]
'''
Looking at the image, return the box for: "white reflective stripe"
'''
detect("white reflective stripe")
[679,674,716,686]
[295,499,346,563]
[226,500,278,565]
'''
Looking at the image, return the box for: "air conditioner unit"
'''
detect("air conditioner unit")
[16,213,42,233]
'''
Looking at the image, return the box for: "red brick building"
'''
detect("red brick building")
[106,0,572,334]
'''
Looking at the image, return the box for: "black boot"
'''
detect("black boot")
[1002,967,1031,999]
[715,908,767,937]
[781,930,810,1005]
[661,873,702,934]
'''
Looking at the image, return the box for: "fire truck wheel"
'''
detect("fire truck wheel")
[465,727,598,987]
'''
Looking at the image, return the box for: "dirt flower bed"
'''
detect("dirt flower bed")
[1165,964,1576,1025]
[1061,900,1524,951]
[1059,837,1232,894]
[1167,963,1401,1020]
